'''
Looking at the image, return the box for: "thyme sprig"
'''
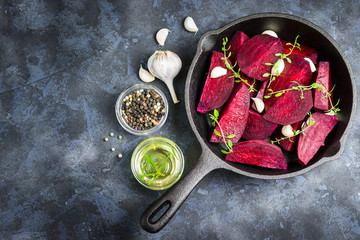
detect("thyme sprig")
[271,112,315,144]
[209,109,235,154]
[263,81,340,115]
[221,37,258,93]
[140,146,177,185]
[264,35,301,87]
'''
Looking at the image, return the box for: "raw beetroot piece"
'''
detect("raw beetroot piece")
[225,140,287,170]
[197,51,234,113]
[281,39,317,63]
[264,54,313,110]
[263,81,313,126]
[314,62,333,111]
[273,120,303,151]
[251,80,268,111]
[228,31,249,66]
[242,110,277,140]
[209,84,250,143]
[297,112,338,165]
[237,34,284,81]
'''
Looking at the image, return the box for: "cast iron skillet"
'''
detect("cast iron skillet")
[141,13,356,233]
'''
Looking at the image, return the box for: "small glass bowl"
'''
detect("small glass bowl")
[115,84,169,135]
[131,137,184,190]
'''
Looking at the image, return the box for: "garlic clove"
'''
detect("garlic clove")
[304,57,317,72]
[210,66,227,78]
[251,97,265,113]
[139,65,155,82]
[271,58,285,76]
[156,28,170,46]
[262,30,278,38]
[184,16,198,33]
[281,124,295,137]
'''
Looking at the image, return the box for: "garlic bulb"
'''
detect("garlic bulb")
[281,124,294,137]
[139,65,155,82]
[156,28,170,46]
[184,16,198,33]
[147,50,182,104]
[304,57,317,72]
[210,66,227,78]
[251,97,265,113]
[262,30,278,38]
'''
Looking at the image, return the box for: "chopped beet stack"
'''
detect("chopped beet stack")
[226,140,287,170]
[237,34,284,81]
[297,112,338,165]
[197,51,234,113]
[210,84,250,143]
[314,61,333,111]
[242,110,277,140]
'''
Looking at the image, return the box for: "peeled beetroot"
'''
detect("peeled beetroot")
[297,112,338,165]
[264,54,313,110]
[242,110,277,140]
[314,61,333,111]
[225,140,287,170]
[263,81,313,125]
[273,120,303,151]
[281,39,317,63]
[197,51,234,113]
[210,84,250,143]
[237,34,284,81]
[228,31,249,66]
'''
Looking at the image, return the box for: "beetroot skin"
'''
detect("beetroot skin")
[264,54,313,110]
[314,61,333,111]
[225,140,287,170]
[197,51,234,113]
[273,120,303,151]
[210,84,250,143]
[237,34,284,81]
[242,110,277,140]
[281,39,317,63]
[228,31,249,67]
[297,112,338,165]
[263,81,313,125]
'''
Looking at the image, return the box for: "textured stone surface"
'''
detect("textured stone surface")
[1,0,359,239]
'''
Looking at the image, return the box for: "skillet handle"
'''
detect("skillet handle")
[140,150,222,233]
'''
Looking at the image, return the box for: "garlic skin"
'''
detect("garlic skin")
[156,28,170,46]
[139,65,155,82]
[304,57,317,72]
[147,50,182,104]
[262,30,278,38]
[251,97,265,113]
[210,66,227,78]
[184,16,198,33]
[281,125,295,137]
[271,58,285,76]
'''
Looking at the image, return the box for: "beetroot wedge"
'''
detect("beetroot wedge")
[210,84,250,143]
[281,39,317,63]
[228,31,249,67]
[197,51,234,113]
[237,34,284,81]
[242,110,277,140]
[225,140,287,170]
[314,61,334,111]
[297,112,338,165]
[264,54,313,110]
[263,81,313,125]
[273,120,303,151]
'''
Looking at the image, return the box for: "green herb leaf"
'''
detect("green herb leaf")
[221,150,229,154]
[275,92,283,97]
[214,129,221,137]
[144,154,159,172]
[214,109,219,118]
[265,62,273,66]
[262,73,270,77]
[263,95,271,99]
[228,140,233,149]
[226,134,236,139]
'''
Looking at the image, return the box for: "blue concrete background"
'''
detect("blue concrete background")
[1,0,359,239]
